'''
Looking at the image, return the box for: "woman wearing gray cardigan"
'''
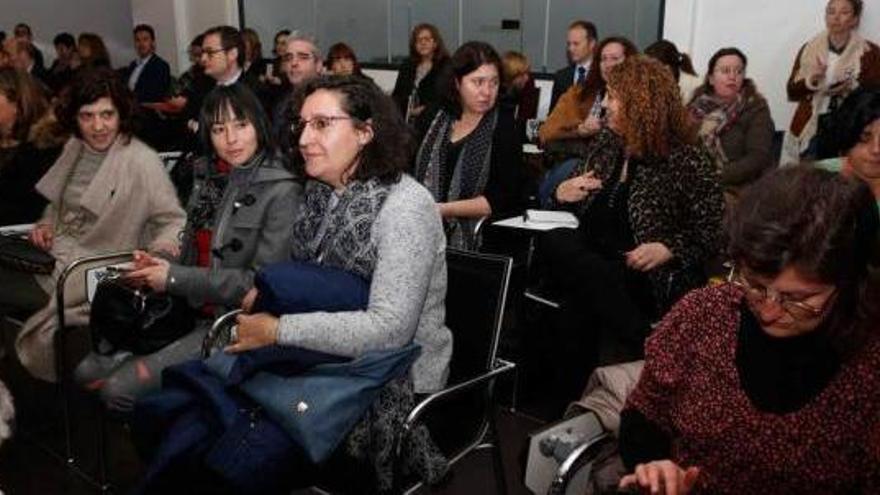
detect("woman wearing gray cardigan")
[230,76,452,394]
[75,85,301,411]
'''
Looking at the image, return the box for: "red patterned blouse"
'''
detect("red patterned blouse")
[624,284,880,494]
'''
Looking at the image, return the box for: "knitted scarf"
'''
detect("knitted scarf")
[413,107,498,249]
[290,177,391,280]
[688,91,747,171]
[789,30,867,155]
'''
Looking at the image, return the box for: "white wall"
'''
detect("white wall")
[663,0,880,131]
[4,0,135,68]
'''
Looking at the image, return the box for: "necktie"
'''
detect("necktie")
[576,66,586,85]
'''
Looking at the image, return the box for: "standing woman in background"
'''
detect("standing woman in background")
[784,0,880,163]
[392,23,450,123]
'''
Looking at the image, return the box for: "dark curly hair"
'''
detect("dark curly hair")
[56,66,135,143]
[288,75,412,184]
[727,165,880,358]
[604,55,696,158]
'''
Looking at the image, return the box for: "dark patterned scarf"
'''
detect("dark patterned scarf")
[291,178,391,279]
[688,92,747,171]
[413,107,498,250]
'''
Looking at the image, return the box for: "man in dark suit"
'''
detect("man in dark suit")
[125,24,172,104]
[549,20,598,112]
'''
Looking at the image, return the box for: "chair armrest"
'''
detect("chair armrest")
[404,358,516,429]
[201,308,243,358]
[55,251,134,331]
[548,432,612,495]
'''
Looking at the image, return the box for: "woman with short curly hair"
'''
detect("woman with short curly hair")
[0,67,185,382]
[541,55,723,403]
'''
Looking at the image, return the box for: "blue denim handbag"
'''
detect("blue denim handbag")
[238,344,421,463]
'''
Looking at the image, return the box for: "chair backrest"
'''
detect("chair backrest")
[444,248,513,385]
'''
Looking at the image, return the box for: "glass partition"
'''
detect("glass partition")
[240,0,664,71]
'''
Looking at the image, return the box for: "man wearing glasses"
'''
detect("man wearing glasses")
[272,31,324,143]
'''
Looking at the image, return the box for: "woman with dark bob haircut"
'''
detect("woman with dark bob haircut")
[619,166,880,494]
[819,87,880,207]
[1,67,186,382]
[413,41,524,249]
[74,84,301,411]
[232,75,452,395]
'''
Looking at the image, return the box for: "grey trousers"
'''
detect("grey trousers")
[74,321,210,412]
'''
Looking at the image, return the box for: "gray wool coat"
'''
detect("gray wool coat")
[167,154,302,311]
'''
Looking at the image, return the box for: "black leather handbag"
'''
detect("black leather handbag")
[0,234,55,274]
[89,277,196,355]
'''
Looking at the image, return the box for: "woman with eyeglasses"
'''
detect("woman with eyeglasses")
[74,84,301,412]
[783,0,880,163]
[618,165,880,494]
[232,75,452,396]
[413,41,524,250]
[392,23,450,123]
[687,47,775,199]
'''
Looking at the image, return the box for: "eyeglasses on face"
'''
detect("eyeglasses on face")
[727,266,836,320]
[201,47,229,58]
[290,115,356,135]
[282,52,315,63]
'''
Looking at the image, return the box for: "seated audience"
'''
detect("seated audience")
[500,50,539,122]
[619,165,880,494]
[124,24,171,104]
[543,55,722,400]
[77,32,111,69]
[0,67,185,382]
[550,20,598,111]
[413,41,524,250]
[326,42,368,80]
[235,73,452,394]
[645,39,700,104]
[687,47,775,198]
[391,23,450,123]
[539,36,638,148]
[784,0,880,163]
[75,84,301,412]
[0,68,66,226]
[819,87,880,207]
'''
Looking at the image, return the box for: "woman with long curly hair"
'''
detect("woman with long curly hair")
[541,55,723,405]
